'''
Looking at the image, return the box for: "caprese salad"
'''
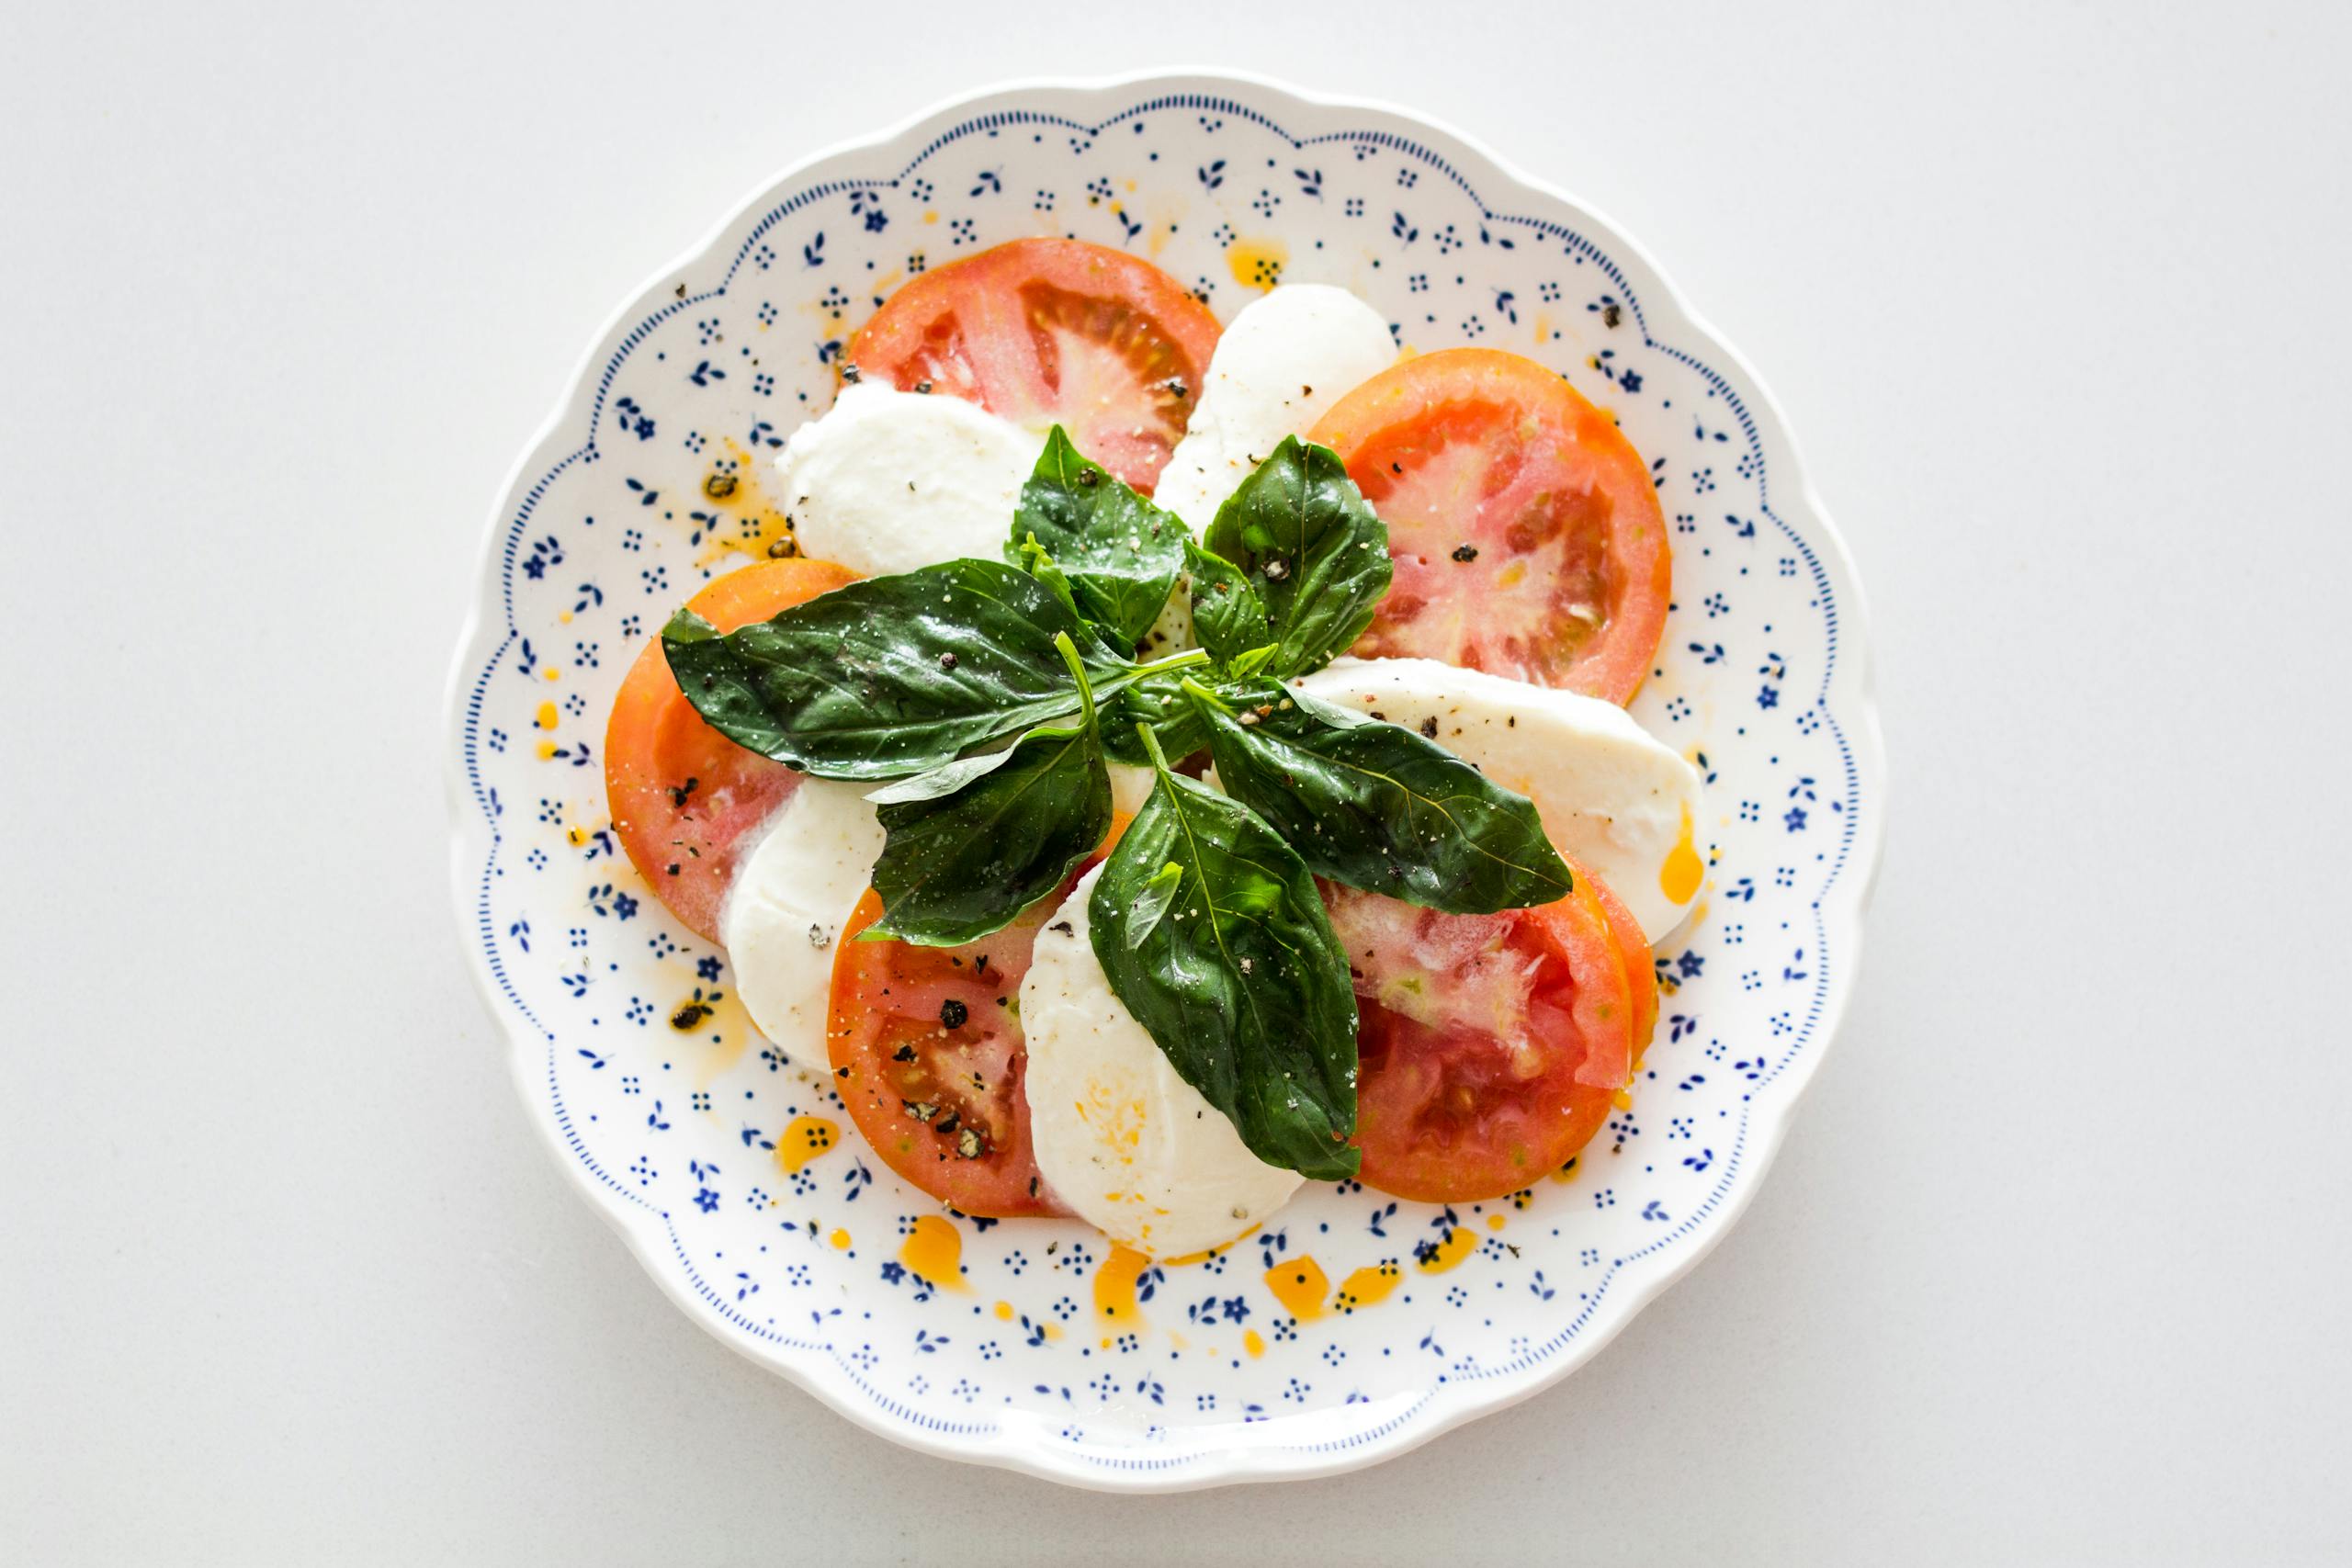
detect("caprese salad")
[605,238,1702,1258]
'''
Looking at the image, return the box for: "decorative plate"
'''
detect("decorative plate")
[446,70,1884,1490]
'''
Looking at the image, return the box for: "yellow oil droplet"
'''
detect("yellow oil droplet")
[899,1214,967,1291]
[923,209,938,224]
[1417,1226,1477,1275]
[535,740,559,761]
[1263,1256,1329,1320]
[1093,1245,1151,1327]
[1487,1213,1507,1233]
[1660,802,1702,905]
[535,702,560,730]
[1227,237,1288,291]
[1552,1155,1582,1184]
[564,825,586,847]
[1532,310,1555,344]
[542,666,560,682]
[1611,1088,1634,1111]
[1242,1329,1266,1358]
[558,609,573,625]
[1041,1322,1062,1342]
[775,1116,839,1174]
[828,1228,852,1251]
[1334,1260,1402,1314]
[994,1300,1014,1321]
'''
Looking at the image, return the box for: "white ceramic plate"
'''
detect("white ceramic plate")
[447,70,1883,1490]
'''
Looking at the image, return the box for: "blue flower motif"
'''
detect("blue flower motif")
[1676,951,1705,980]
[879,1260,907,1285]
[1757,684,1780,709]
[1783,807,1808,832]
[613,892,639,920]
[695,955,723,982]
[1619,369,1643,393]
[694,1188,719,1213]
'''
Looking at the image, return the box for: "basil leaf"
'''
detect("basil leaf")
[1182,540,1272,667]
[660,558,1136,780]
[1010,426,1188,647]
[864,635,1113,947]
[1100,671,1211,767]
[1190,678,1574,914]
[1201,436,1391,677]
[1090,729,1360,1180]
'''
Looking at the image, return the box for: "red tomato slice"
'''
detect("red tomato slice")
[1307,347,1671,704]
[827,818,1128,1217]
[603,558,857,942]
[1580,863,1658,1066]
[845,238,1220,493]
[1328,878,1634,1203]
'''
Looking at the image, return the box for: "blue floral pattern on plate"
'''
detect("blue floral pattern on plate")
[445,73,1883,1491]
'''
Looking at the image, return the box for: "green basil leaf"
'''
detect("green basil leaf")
[660,559,1137,780]
[1089,730,1360,1180]
[864,634,1113,947]
[1100,671,1211,768]
[1201,435,1391,677]
[1182,540,1272,667]
[1009,427,1188,646]
[1190,677,1574,914]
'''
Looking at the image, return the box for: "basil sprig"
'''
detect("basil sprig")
[1008,428,1188,647]
[1089,727,1361,1179]
[1188,677,1573,913]
[1197,434,1391,678]
[654,425,1589,1185]
[860,633,1114,947]
[660,558,1147,780]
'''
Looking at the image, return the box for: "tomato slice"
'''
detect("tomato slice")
[603,558,857,942]
[1580,863,1658,1065]
[1328,878,1634,1203]
[1307,347,1671,704]
[846,238,1220,494]
[827,819,1127,1217]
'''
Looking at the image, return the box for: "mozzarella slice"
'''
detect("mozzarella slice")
[1152,284,1396,535]
[719,779,887,1060]
[1295,657,1707,942]
[774,381,1044,576]
[1020,865,1302,1256]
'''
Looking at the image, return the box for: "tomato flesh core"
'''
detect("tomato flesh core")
[1327,881,1633,1203]
[845,238,1219,494]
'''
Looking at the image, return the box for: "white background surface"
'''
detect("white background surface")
[6,2,2348,1562]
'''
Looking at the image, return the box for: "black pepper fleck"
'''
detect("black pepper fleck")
[939,998,968,1029]
[1451,544,1479,563]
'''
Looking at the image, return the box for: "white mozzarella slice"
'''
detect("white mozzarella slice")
[774,382,1044,576]
[1020,865,1302,1256]
[1150,284,1396,537]
[719,779,887,1059]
